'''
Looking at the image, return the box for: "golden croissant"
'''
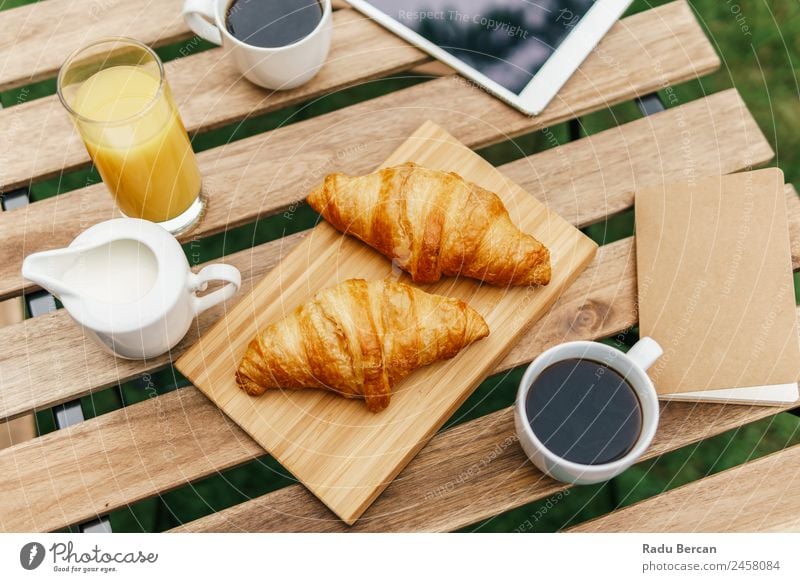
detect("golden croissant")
[235,278,489,412]
[307,162,551,286]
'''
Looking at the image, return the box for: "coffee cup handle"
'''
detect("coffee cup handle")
[189,264,241,316]
[627,336,663,371]
[182,0,223,45]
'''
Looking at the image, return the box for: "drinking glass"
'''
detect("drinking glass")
[57,37,205,235]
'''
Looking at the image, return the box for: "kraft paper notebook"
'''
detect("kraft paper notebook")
[635,168,800,405]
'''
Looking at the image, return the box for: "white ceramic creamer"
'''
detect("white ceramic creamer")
[22,218,241,359]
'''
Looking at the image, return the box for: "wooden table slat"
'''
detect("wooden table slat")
[0,183,796,533]
[0,8,428,192]
[174,403,800,533]
[0,289,34,450]
[0,88,771,423]
[0,0,189,92]
[569,444,800,533]
[0,0,352,92]
[0,0,719,301]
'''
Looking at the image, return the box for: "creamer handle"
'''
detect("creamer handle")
[189,264,241,316]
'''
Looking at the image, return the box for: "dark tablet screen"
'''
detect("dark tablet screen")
[364,0,596,94]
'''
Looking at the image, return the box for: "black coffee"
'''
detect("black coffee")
[525,358,642,465]
[226,0,323,48]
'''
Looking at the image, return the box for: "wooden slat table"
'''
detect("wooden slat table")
[0,0,796,533]
[570,444,800,533]
[0,2,720,301]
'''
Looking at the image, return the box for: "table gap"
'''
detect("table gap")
[0,33,220,109]
[110,454,296,532]
[476,124,572,167]
[583,207,636,246]
[77,368,187,422]
[191,74,428,151]
[33,408,57,437]
[795,272,800,304]
[0,0,36,11]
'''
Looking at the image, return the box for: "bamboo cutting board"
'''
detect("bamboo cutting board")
[176,122,597,524]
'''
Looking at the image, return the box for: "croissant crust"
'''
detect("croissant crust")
[235,278,489,412]
[307,162,551,286]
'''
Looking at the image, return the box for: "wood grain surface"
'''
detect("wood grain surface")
[175,122,597,524]
[173,401,800,533]
[570,444,800,532]
[0,0,190,92]
[0,298,34,448]
[1,186,797,532]
[0,1,719,301]
[0,0,788,536]
[0,0,351,91]
[0,8,428,192]
[0,193,35,450]
[0,89,772,423]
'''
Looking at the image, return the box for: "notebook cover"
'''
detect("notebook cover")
[635,168,799,404]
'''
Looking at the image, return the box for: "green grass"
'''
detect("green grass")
[2,0,799,532]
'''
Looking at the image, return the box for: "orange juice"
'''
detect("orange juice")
[72,65,201,222]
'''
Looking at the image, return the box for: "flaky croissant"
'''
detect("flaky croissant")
[235,278,489,412]
[307,162,551,286]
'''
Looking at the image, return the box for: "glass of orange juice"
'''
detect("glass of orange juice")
[57,37,204,235]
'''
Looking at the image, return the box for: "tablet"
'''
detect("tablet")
[347,0,633,115]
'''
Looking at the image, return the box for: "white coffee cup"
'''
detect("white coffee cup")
[514,338,663,485]
[182,0,332,90]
